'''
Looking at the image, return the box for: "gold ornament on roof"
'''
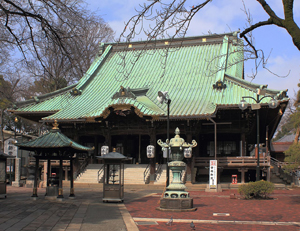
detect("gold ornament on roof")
[121,86,125,96]
[52,120,59,130]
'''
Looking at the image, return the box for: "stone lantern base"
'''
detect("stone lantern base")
[156,197,196,212]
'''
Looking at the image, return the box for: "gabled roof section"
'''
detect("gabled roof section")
[11,32,289,121]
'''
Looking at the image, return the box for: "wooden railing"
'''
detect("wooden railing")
[29,158,70,166]
[194,156,270,167]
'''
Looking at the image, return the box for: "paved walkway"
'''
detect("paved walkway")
[0,185,300,230]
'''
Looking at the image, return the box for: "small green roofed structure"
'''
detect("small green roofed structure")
[97,149,128,202]
[16,120,94,199]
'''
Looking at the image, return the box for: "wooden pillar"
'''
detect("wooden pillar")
[47,160,51,187]
[64,167,68,181]
[69,158,75,197]
[149,158,155,184]
[241,133,246,156]
[194,133,200,157]
[104,129,111,151]
[186,132,192,183]
[191,132,200,183]
[217,167,223,184]
[149,129,156,184]
[43,161,47,186]
[267,167,271,182]
[93,135,98,164]
[186,158,192,183]
[32,157,39,198]
[138,134,141,164]
[57,158,63,199]
[266,126,269,156]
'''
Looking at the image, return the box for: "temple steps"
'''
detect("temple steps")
[154,166,171,185]
[75,164,103,183]
[75,164,149,184]
[124,164,148,184]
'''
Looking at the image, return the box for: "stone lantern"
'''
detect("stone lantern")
[157,127,197,211]
[0,151,10,198]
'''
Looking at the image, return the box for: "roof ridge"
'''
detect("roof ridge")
[108,32,240,46]
[225,74,288,97]
[109,33,241,52]
[13,83,77,108]
[76,45,113,91]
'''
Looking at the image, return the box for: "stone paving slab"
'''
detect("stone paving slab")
[125,188,300,230]
[1,186,130,231]
[2,186,300,230]
[138,222,300,231]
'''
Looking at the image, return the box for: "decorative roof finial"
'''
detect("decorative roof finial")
[120,86,125,96]
[52,120,59,130]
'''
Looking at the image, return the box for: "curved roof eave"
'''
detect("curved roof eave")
[225,74,288,96]
[12,84,77,109]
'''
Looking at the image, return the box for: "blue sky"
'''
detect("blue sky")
[85,0,300,98]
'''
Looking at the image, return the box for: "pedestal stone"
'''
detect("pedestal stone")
[12,158,22,187]
[158,198,196,211]
[25,179,34,188]
[25,165,36,188]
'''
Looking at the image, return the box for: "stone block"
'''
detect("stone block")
[158,198,196,211]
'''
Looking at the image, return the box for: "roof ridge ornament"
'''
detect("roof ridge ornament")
[70,88,82,96]
[112,86,136,99]
[213,80,226,90]
[52,120,59,130]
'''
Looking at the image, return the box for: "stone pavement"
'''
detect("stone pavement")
[0,185,300,230]
[127,188,300,231]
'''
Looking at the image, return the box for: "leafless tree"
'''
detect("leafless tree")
[0,0,114,75]
[0,0,114,95]
[25,14,114,94]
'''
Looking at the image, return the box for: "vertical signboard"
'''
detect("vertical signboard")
[4,138,18,157]
[209,160,217,189]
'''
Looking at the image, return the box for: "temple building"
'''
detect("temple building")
[9,32,289,185]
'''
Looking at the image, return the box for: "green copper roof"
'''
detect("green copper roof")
[16,128,94,152]
[12,33,289,121]
[96,151,127,160]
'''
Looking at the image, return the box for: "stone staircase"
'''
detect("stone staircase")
[75,164,148,184]
[75,164,103,183]
[154,166,168,185]
[270,157,296,187]
[124,164,148,184]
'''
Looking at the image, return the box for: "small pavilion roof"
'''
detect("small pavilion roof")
[96,151,127,160]
[0,151,10,159]
[16,121,94,152]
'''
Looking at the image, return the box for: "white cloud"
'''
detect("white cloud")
[85,0,300,96]
[246,55,300,96]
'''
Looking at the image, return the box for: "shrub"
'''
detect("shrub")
[238,180,274,199]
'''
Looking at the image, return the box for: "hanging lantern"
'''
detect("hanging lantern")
[101,146,109,156]
[184,148,192,158]
[147,145,155,158]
